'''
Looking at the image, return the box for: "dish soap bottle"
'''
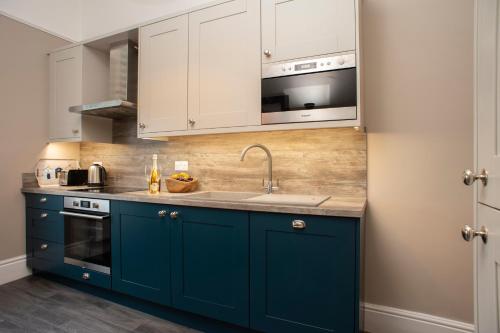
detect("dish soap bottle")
[149,154,161,194]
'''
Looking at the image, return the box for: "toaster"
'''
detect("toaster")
[59,169,88,186]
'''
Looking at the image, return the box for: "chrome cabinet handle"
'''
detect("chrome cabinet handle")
[463,169,488,186]
[82,272,90,280]
[264,49,272,57]
[40,197,47,203]
[158,210,167,217]
[170,211,179,219]
[40,213,48,219]
[139,123,146,129]
[292,220,306,230]
[40,244,48,251]
[462,225,488,244]
[188,119,196,126]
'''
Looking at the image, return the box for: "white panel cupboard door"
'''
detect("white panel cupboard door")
[261,0,356,63]
[139,15,189,136]
[188,0,261,130]
[49,46,82,141]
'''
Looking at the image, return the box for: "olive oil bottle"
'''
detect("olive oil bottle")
[149,154,161,194]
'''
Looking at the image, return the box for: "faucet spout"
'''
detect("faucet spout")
[240,144,275,194]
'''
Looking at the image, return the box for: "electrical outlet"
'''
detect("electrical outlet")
[175,161,189,171]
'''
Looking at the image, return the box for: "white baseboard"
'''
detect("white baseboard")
[363,303,475,333]
[0,255,31,286]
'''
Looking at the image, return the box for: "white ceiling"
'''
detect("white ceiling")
[0,0,213,42]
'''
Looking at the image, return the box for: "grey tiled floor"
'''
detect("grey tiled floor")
[0,276,201,333]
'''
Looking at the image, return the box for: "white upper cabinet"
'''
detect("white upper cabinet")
[261,0,356,63]
[138,15,189,137]
[49,45,112,143]
[187,0,261,130]
[49,46,83,141]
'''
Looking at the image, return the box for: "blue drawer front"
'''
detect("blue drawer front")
[62,264,111,290]
[26,194,63,211]
[32,238,63,262]
[28,209,63,243]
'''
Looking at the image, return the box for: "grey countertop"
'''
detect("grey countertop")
[21,186,366,218]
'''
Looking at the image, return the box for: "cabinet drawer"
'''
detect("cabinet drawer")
[26,194,63,211]
[31,257,63,275]
[32,238,63,262]
[29,209,63,243]
[62,264,111,290]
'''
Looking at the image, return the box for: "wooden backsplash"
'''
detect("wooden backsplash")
[80,120,366,197]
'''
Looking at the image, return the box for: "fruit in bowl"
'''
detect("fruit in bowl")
[167,172,198,193]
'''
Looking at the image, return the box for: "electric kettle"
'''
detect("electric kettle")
[88,162,107,186]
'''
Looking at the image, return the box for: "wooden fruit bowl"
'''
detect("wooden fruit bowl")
[166,177,199,193]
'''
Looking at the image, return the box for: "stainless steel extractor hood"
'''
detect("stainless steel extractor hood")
[69,40,138,119]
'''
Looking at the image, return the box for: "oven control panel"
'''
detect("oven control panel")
[64,197,110,213]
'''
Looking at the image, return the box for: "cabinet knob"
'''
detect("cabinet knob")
[40,197,47,203]
[40,213,48,219]
[264,49,272,57]
[82,272,90,280]
[40,243,48,251]
[188,119,196,126]
[170,211,179,219]
[139,123,146,129]
[158,210,167,217]
[292,220,306,230]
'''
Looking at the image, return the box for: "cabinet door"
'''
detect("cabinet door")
[262,0,356,63]
[49,46,82,141]
[112,202,171,306]
[250,213,359,333]
[171,207,249,327]
[138,15,189,136]
[188,0,261,130]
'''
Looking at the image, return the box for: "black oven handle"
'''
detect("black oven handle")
[59,211,110,220]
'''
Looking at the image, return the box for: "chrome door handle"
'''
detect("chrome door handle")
[158,210,167,217]
[40,197,47,203]
[462,225,488,244]
[170,211,179,219]
[292,220,306,230]
[82,272,90,280]
[40,213,48,219]
[463,169,488,186]
[139,123,146,129]
[40,244,48,251]
[188,119,196,126]
[264,49,272,57]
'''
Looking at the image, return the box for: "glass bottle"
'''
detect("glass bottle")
[149,154,161,194]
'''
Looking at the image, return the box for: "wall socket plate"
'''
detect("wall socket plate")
[175,161,189,171]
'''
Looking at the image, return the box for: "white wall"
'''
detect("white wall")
[0,0,81,41]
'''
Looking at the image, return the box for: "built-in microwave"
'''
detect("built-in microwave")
[261,53,357,125]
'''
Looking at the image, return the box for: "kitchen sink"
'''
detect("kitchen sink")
[177,191,330,207]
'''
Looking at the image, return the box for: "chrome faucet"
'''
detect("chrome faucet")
[240,144,278,194]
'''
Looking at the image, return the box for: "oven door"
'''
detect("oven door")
[61,210,111,275]
[261,67,357,124]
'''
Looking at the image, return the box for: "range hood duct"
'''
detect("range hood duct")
[69,40,138,119]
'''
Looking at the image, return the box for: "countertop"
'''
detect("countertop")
[21,186,366,218]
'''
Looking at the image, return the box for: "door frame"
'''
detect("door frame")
[473,0,478,330]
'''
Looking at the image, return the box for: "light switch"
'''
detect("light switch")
[175,161,189,171]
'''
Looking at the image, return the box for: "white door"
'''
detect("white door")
[138,15,189,136]
[49,46,82,141]
[261,0,356,64]
[467,0,500,331]
[187,0,261,130]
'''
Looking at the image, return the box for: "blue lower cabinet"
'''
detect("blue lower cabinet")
[171,207,249,327]
[27,208,63,243]
[112,201,172,306]
[31,238,64,275]
[250,213,360,333]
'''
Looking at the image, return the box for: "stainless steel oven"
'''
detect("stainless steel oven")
[261,53,357,125]
[60,197,111,275]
